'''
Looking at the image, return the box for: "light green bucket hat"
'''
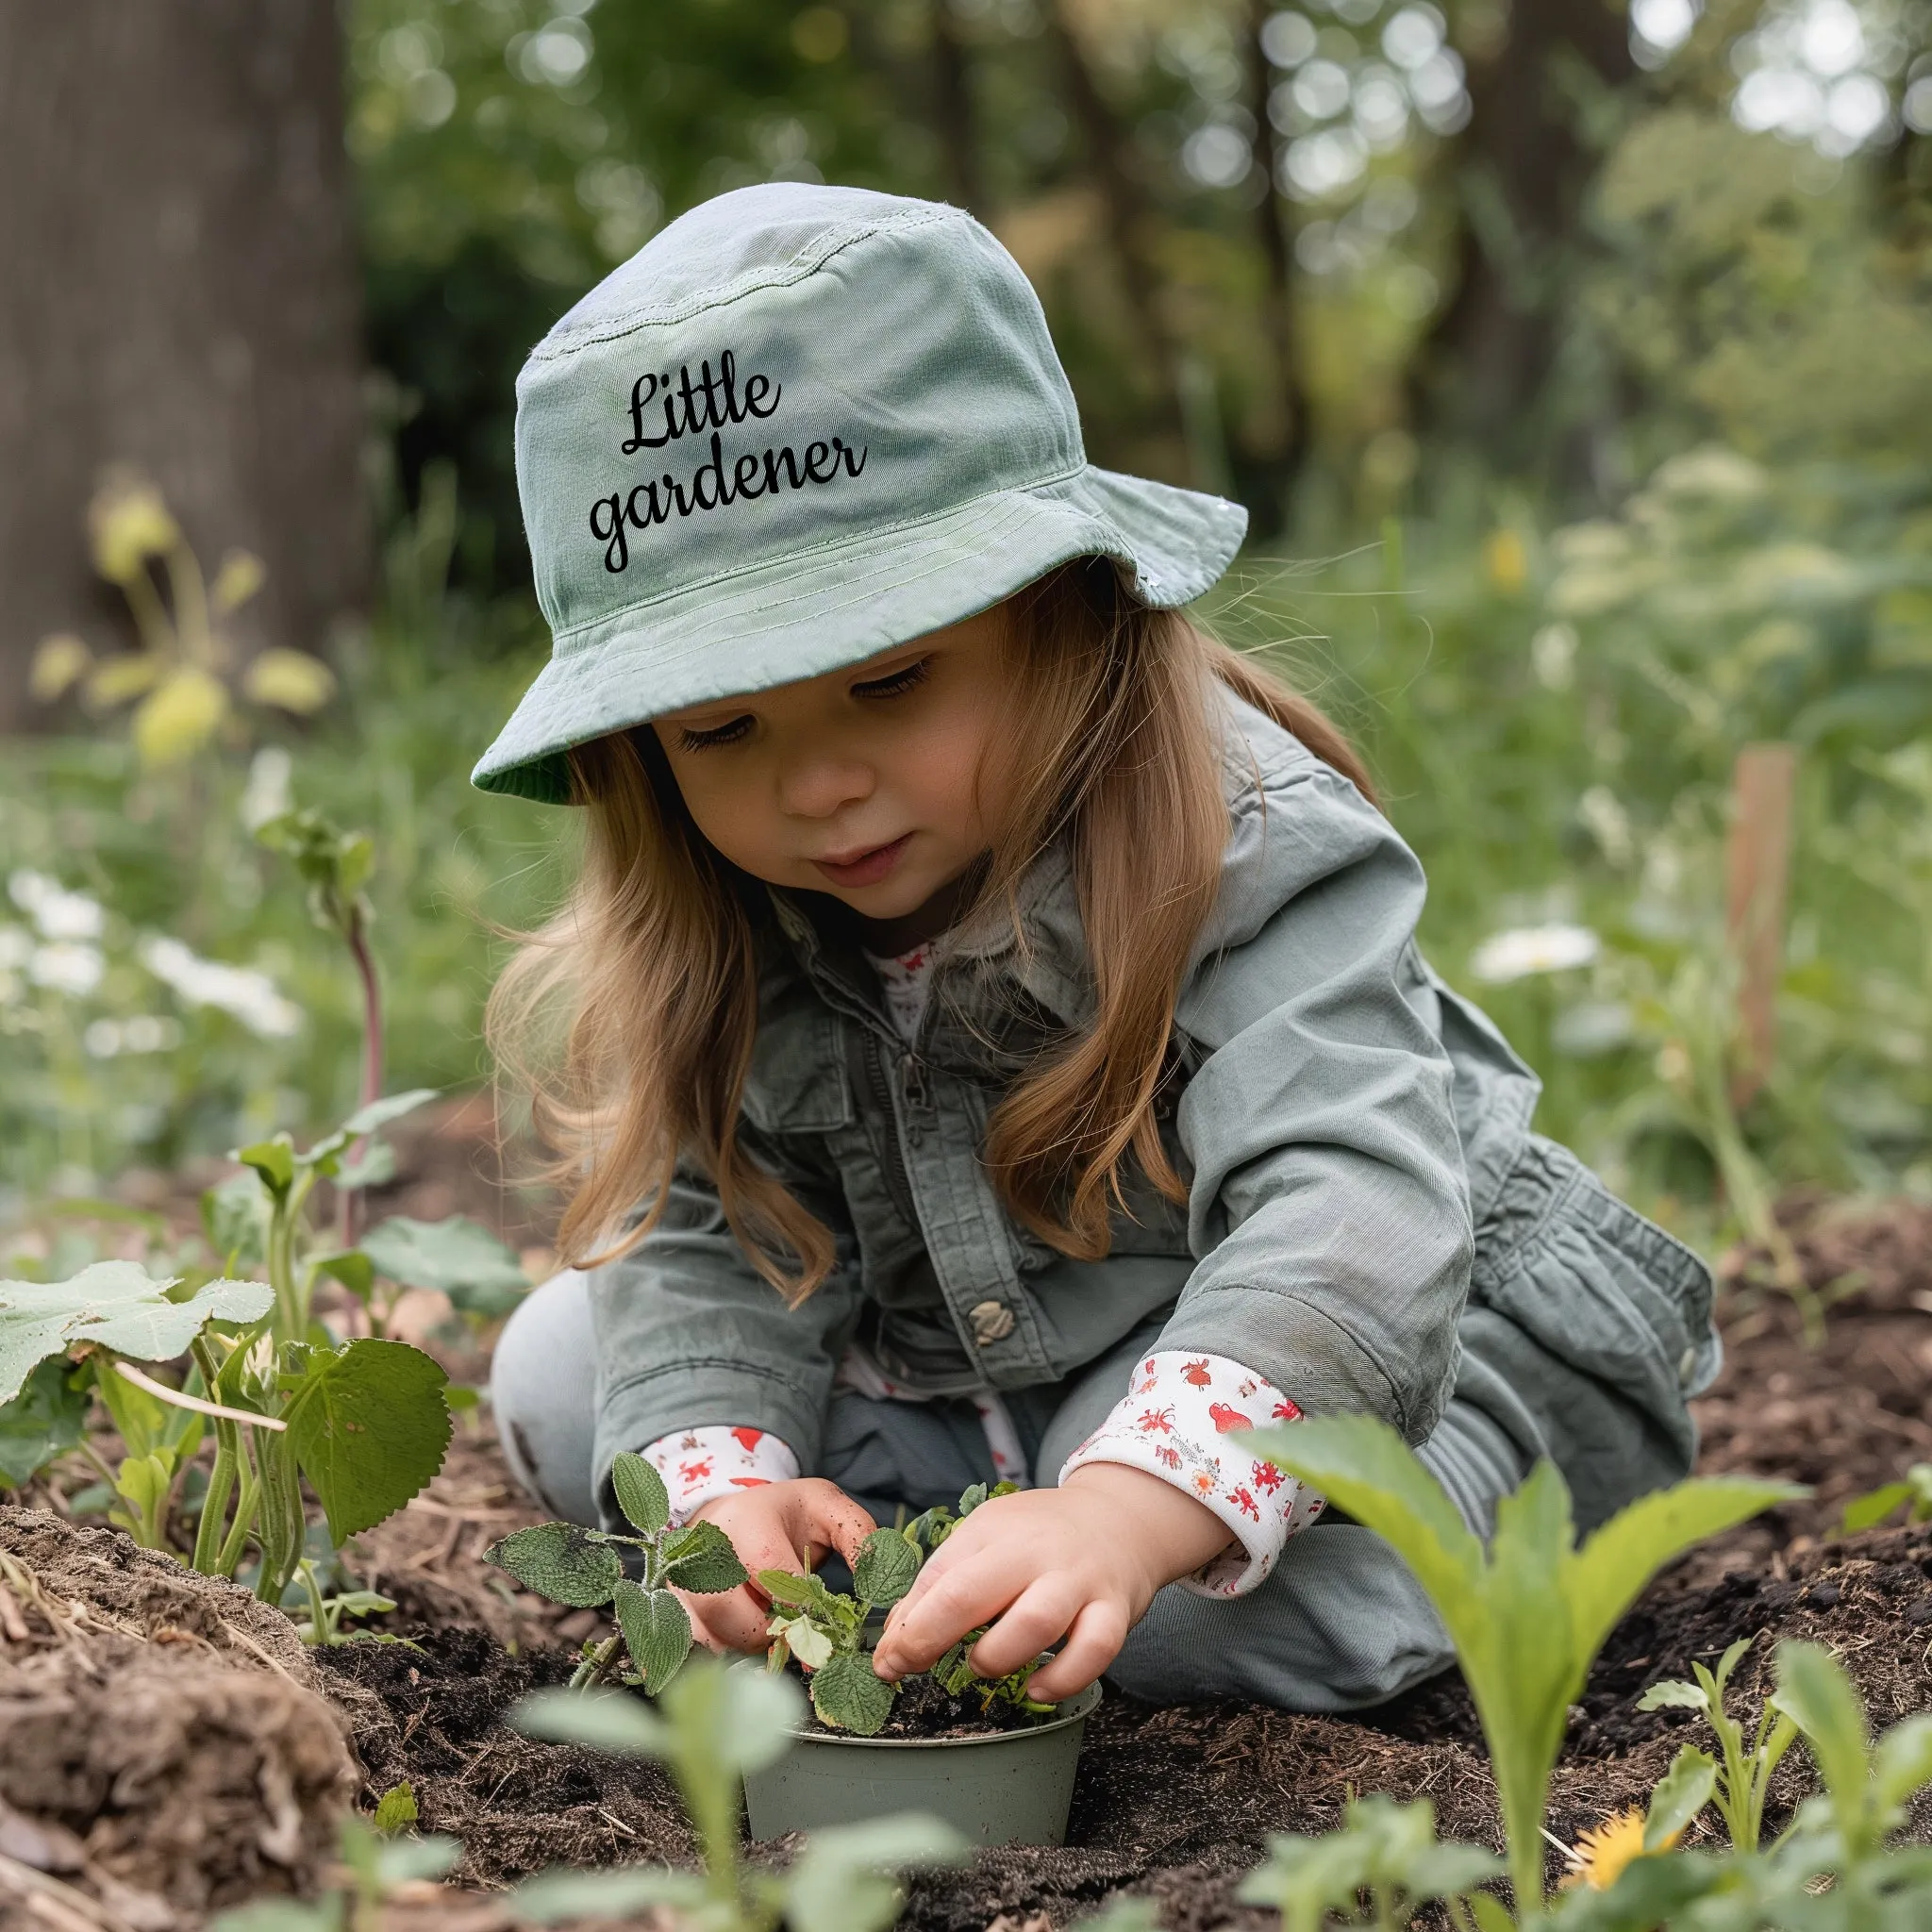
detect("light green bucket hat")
[473,182,1248,804]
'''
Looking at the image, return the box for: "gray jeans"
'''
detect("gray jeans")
[491,1270,1529,1712]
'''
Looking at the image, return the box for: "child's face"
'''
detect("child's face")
[649,604,1012,925]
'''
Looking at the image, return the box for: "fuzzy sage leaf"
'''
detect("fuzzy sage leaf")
[609,1450,671,1537]
[853,1525,920,1608]
[613,1579,692,1693]
[490,1522,625,1607]
[659,1518,747,1593]
[810,1650,896,1736]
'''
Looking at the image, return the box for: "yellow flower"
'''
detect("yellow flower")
[88,472,181,585]
[1484,526,1529,596]
[209,548,266,616]
[29,634,92,704]
[132,665,229,768]
[1563,1808,1684,1892]
[242,648,336,715]
[84,654,163,709]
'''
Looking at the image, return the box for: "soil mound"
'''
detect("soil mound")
[0,1507,357,1927]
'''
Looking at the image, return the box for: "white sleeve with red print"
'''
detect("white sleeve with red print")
[637,1424,801,1525]
[1058,1350,1326,1598]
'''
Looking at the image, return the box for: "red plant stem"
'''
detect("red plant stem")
[337,908,385,1251]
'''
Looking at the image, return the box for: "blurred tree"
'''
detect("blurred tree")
[0,0,370,726]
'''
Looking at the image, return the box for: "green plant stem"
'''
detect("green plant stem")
[569,1633,623,1690]
[253,1427,306,1603]
[299,1560,335,1645]
[268,1170,318,1340]
[215,1453,260,1577]
[194,1425,239,1574]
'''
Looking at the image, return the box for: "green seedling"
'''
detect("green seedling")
[208,1812,459,1932]
[1839,1460,1932,1534]
[511,1654,967,1932]
[901,1477,1017,1554]
[929,1635,1057,1720]
[1637,1637,1795,1852]
[489,1449,749,1692]
[1557,1640,1932,1930]
[1238,1793,1501,1932]
[291,1557,409,1648]
[760,1524,920,1735]
[1243,1414,1803,1923]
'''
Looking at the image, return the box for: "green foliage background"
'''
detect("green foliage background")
[3,0,1930,1257]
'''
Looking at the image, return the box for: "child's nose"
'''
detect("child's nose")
[776,752,875,820]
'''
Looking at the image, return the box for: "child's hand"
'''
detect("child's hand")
[870,1464,1234,1701]
[680,1478,877,1653]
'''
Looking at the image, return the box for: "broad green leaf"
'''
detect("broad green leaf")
[1645,1744,1717,1849]
[334,1088,440,1146]
[511,1866,707,1925]
[371,1835,460,1887]
[0,1263,273,1404]
[1241,1416,1483,1618]
[489,1522,625,1607]
[512,1686,668,1756]
[281,1338,452,1541]
[314,1251,374,1302]
[208,1901,343,1932]
[1773,1641,1872,1852]
[853,1524,921,1607]
[758,1566,846,1621]
[785,1814,969,1932]
[811,1650,895,1735]
[371,1782,418,1835]
[609,1450,669,1536]
[660,1518,748,1593]
[1466,1893,1516,1932]
[685,1657,804,1775]
[331,1139,398,1192]
[1638,1679,1710,1714]
[1565,1477,1806,1663]
[1405,1841,1503,1899]
[778,1614,834,1671]
[1874,1714,1932,1811]
[613,1580,692,1693]
[1840,1481,1911,1533]
[234,1137,296,1195]
[0,1357,90,1487]
[201,1170,271,1268]
[358,1214,528,1315]
[1548,1850,1731,1930]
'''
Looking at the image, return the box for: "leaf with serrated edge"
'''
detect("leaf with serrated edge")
[282,1338,452,1542]
[609,1451,669,1536]
[853,1525,920,1607]
[660,1518,747,1593]
[0,1358,90,1487]
[489,1523,625,1607]
[358,1215,528,1311]
[614,1580,692,1692]
[1645,1744,1717,1850]
[811,1651,895,1735]
[758,1567,844,1618]
[0,1263,273,1405]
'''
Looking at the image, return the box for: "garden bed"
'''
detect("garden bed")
[8,1192,1931,1928]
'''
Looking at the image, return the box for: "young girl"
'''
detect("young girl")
[480,182,1718,1712]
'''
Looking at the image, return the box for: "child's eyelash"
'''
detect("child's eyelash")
[855,658,932,699]
[678,715,754,752]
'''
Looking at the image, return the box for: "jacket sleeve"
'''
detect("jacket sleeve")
[1157,739,1474,1444]
[588,1141,860,1524]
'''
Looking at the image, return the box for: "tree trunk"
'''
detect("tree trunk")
[1413,0,1635,457]
[0,0,368,728]
[928,0,987,216]
[1242,0,1308,507]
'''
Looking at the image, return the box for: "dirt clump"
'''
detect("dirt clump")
[0,1507,357,1925]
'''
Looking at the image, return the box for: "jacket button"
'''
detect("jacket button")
[969,1299,1016,1346]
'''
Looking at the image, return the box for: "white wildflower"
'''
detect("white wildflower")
[0,925,31,971]
[1470,923,1601,985]
[29,941,106,997]
[9,870,105,941]
[123,1014,181,1053]
[240,745,294,833]
[140,935,302,1039]
[83,1018,122,1058]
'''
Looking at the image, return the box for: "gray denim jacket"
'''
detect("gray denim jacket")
[588,696,1717,1523]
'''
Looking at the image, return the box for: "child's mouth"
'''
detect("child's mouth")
[814,833,912,889]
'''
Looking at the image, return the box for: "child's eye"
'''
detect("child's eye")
[853,658,932,701]
[677,714,755,752]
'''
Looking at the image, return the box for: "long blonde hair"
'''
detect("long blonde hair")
[488,558,1374,1301]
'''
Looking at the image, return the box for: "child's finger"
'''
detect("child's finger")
[1017,1598,1128,1703]
[791,1479,876,1565]
[872,1548,1021,1678]
[678,1582,770,1653]
[962,1576,1082,1679]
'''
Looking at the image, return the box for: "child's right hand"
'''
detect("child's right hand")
[678,1478,877,1653]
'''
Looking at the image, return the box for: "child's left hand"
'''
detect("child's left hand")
[869,1463,1234,1701]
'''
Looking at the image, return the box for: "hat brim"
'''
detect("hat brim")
[472,463,1247,804]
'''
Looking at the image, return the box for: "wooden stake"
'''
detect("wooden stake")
[1725,741,1798,1110]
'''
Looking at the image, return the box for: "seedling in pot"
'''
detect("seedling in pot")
[489,1449,749,1692]
[761,1525,920,1736]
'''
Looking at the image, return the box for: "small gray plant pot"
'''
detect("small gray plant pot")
[742,1681,1101,1847]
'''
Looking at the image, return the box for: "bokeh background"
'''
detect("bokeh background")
[0,0,1927,1261]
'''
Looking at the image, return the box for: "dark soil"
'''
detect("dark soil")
[812,1667,1058,1741]
[289,1194,1932,1930]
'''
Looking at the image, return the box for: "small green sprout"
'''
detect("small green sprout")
[488,1449,748,1692]
[1637,1637,1795,1852]
[1839,1461,1932,1534]
[761,1525,920,1735]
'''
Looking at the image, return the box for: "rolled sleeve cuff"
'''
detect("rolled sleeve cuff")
[639,1424,801,1525]
[1058,1349,1327,1597]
